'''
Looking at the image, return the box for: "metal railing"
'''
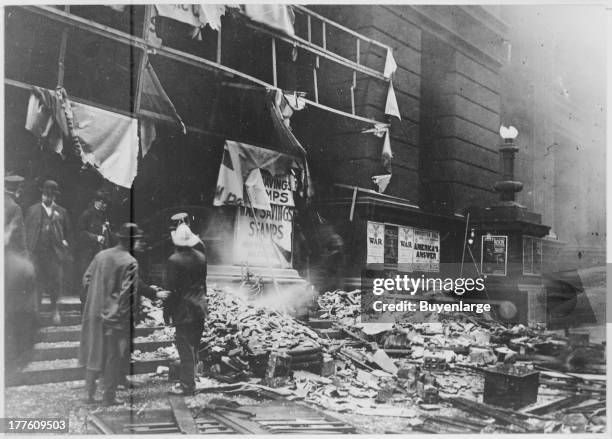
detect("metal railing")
[17,4,390,127]
[239,5,392,116]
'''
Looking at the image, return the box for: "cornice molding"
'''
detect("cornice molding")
[385,5,504,72]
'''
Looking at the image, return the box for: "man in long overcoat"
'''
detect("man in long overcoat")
[164,223,207,396]
[76,190,113,308]
[78,223,168,405]
[24,180,71,323]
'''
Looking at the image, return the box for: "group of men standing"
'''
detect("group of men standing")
[4,176,76,363]
[5,176,209,405]
[4,176,113,324]
[78,221,208,405]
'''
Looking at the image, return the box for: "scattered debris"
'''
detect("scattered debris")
[89,287,608,433]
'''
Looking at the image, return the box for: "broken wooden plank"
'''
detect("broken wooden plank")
[259,420,347,426]
[372,349,399,374]
[565,372,607,382]
[337,351,375,371]
[168,394,199,434]
[562,400,606,413]
[123,422,176,428]
[124,426,181,434]
[87,413,114,435]
[446,396,540,432]
[424,415,481,432]
[540,378,606,393]
[523,394,591,415]
[206,411,257,434]
[265,426,356,433]
[340,327,369,344]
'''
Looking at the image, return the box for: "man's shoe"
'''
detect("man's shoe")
[168,384,194,396]
[118,378,141,390]
[102,398,125,407]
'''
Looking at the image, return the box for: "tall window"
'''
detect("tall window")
[523,236,542,275]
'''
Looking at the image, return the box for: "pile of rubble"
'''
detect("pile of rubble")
[201,289,327,379]
[137,288,327,377]
[135,288,606,433]
[316,290,361,325]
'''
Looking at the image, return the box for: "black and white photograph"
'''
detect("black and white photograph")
[2,1,608,435]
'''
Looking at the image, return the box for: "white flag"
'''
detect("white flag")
[385,81,401,119]
[383,48,397,78]
[72,102,139,188]
[382,129,393,160]
[372,174,392,193]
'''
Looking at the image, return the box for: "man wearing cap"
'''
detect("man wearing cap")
[4,175,27,254]
[164,223,207,396]
[76,190,113,308]
[79,223,169,405]
[24,179,71,323]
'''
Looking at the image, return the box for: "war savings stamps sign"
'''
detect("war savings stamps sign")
[234,174,294,268]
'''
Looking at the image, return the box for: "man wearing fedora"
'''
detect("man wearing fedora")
[24,179,71,324]
[164,223,207,396]
[76,189,113,309]
[79,223,168,406]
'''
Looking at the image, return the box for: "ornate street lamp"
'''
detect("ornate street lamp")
[494,125,523,204]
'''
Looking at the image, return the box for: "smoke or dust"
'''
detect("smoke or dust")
[222,282,317,315]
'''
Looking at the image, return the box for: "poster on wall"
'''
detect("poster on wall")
[384,224,399,265]
[482,235,508,276]
[366,221,385,264]
[234,205,293,268]
[413,229,440,272]
[397,226,414,270]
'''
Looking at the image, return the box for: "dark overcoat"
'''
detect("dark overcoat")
[24,201,71,261]
[78,246,138,372]
[77,205,112,263]
[164,247,207,325]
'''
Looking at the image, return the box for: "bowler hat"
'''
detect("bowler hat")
[94,190,111,203]
[171,223,200,247]
[42,180,60,196]
[116,223,144,239]
[5,175,24,192]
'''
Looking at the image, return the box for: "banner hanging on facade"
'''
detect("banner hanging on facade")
[243,4,295,36]
[154,4,227,32]
[213,140,298,210]
[233,205,293,268]
[71,102,139,188]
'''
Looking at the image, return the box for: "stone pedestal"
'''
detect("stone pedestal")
[468,204,550,325]
[467,138,551,325]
